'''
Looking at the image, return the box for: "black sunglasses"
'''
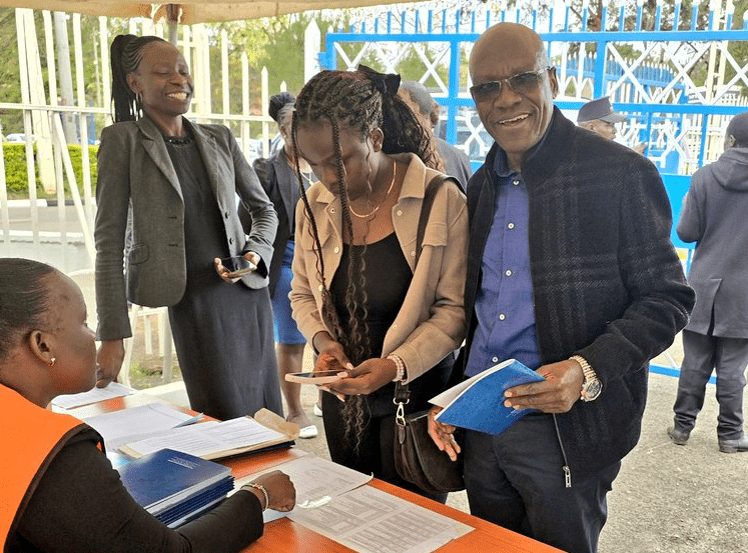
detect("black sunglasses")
[470,67,552,102]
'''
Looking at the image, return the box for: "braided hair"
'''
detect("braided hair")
[110,34,168,122]
[291,68,442,450]
[0,259,57,364]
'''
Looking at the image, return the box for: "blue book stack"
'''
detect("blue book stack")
[117,448,234,528]
[431,359,546,436]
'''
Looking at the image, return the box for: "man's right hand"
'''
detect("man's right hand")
[96,339,125,388]
[427,406,461,461]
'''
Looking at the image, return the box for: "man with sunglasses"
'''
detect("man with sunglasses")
[428,22,693,553]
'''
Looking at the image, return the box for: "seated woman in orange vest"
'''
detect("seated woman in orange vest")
[0,258,295,553]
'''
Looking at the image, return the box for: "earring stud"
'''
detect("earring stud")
[49,357,56,368]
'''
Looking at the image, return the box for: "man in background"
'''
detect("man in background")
[577,96,646,154]
[577,96,626,139]
[669,112,748,454]
[398,80,473,188]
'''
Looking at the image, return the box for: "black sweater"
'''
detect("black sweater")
[8,428,263,553]
[463,108,694,474]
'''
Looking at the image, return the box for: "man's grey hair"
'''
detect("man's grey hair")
[399,81,433,117]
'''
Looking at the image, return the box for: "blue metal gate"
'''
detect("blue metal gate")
[319,2,748,174]
[319,2,748,375]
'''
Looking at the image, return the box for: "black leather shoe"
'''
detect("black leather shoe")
[718,436,748,453]
[667,426,690,445]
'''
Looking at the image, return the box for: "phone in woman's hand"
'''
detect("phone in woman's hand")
[285,370,345,384]
[220,255,257,277]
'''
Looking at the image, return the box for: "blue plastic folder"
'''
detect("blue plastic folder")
[117,448,234,527]
[430,359,546,436]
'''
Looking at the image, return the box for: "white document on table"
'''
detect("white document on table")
[234,454,372,507]
[83,402,194,451]
[287,485,473,553]
[120,416,288,459]
[52,382,135,409]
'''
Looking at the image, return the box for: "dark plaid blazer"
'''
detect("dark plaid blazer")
[462,108,694,474]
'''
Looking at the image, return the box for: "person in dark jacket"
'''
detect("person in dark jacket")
[239,92,317,438]
[428,23,694,553]
[668,112,748,453]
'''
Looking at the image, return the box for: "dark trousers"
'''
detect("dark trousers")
[463,414,620,553]
[673,329,748,439]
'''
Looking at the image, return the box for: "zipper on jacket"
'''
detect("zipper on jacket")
[552,414,572,488]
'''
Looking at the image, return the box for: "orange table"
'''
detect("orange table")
[60,393,565,553]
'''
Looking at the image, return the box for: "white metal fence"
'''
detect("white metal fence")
[0,8,316,385]
[0,8,307,274]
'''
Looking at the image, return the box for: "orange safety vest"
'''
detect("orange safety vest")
[0,385,87,550]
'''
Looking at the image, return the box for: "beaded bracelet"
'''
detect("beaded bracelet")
[387,354,407,383]
[244,482,269,511]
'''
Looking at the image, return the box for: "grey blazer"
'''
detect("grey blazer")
[94,116,278,341]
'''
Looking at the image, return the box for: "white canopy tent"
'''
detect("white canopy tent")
[0,0,425,24]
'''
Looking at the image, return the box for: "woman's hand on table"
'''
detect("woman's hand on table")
[244,470,296,512]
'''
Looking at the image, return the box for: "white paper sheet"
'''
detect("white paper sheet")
[52,382,135,409]
[233,454,372,509]
[83,402,194,451]
[121,416,287,458]
[287,485,473,553]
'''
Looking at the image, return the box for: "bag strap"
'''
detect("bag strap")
[394,173,453,423]
[415,173,451,265]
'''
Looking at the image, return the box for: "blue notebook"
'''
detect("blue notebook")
[430,359,546,436]
[117,448,234,516]
[157,478,235,527]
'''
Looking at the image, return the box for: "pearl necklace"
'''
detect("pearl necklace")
[349,163,397,219]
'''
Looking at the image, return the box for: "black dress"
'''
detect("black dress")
[163,134,282,421]
[322,233,451,501]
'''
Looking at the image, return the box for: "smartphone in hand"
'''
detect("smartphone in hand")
[220,255,257,278]
[285,370,345,384]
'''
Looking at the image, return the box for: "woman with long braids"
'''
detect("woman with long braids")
[290,67,468,501]
[94,35,282,421]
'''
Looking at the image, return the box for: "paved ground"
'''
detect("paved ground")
[148,341,748,553]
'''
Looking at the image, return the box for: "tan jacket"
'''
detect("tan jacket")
[290,153,467,383]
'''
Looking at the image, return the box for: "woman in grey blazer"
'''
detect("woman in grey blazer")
[94,34,282,420]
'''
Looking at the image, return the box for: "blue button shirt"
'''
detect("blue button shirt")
[465,151,541,377]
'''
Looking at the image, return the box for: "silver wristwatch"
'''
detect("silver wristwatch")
[570,355,602,402]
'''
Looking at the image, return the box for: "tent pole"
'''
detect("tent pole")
[167,4,179,45]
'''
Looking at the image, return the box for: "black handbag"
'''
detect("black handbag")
[393,385,465,494]
[391,174,465,494]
